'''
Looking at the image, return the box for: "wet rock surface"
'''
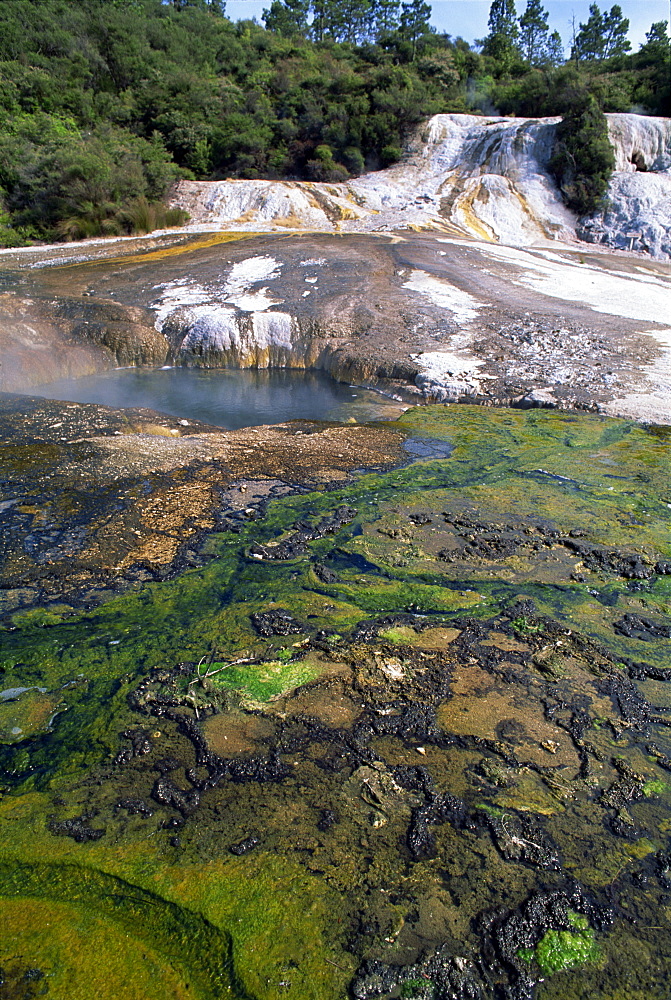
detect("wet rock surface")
[31,590,671,997]
[249,505,358,561]
[0,291,166,393]
[614,613,671,641]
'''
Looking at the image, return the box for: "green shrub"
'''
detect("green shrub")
[549,85,615,216]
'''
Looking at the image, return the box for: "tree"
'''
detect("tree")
[634,20,670,115]
[483,0,519,68]
[602,4,630,57]
[573,3,604,60]
[370,0,400,36]
[171,0,207,10]
[340,0,373,43]
[518,0,549,65]
[545,29,564,66]
[549,82,615,215]
[399,0,432,59]
[262,0,309,36]
[573,3,630,61]
[310,0,327,40]
[310,0,352,41]
[487,0,518,38]
[642,19,670,52]
[168,0,225,12]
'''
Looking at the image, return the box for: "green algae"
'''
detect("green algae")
[210,659,322,705]
[0,860,243,999]
[378,625,422,644]
[0,687,63,744]
[400,978,434,998]
[1,403,670,776]
[0,792,349,1000]
[643,779,670,796]
[519,911,600,976]
[1,405,671,999]
[313,575,484,614]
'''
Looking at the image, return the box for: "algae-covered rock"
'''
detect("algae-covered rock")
[0,687,63,744]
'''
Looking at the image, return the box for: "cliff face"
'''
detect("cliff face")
[172,112,671,260]
[607,113,671,172]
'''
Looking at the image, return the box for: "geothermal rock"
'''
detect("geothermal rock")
[172,113,671,260]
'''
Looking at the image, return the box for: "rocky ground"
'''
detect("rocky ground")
[1,405,670,1000]
[1,229,670,424]
[1,229,669,621]
[0,392,404,616]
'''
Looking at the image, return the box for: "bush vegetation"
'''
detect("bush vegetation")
[0,0,668,244]
[549,80,616,215]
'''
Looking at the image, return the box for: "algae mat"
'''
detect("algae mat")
[1,406,671,1000]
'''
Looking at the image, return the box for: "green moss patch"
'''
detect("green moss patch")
[519,911,600,976]
[210,659,322,705]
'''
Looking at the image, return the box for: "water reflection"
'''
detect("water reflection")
[30,367,402,429]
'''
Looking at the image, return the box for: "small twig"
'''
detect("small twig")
[611,858,632,881]
[501,816,544,852]
[187,656,209,688]
[203,656,252,678]
[324,958,351,973]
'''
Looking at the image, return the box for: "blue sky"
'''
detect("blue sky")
[225,0,670,50]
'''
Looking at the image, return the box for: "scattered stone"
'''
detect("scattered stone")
[614,613,671,641]
[249,505,357,562]
[251,609,303,636]
[317,809,337,831]
[516,388,559,409]
[48,814,105,843]
[113,727,153,765]
[152,776,200,816]
[230,835,259,856]
[115,798,154,817]
[313,563,340,583]
[353,950,486,1000]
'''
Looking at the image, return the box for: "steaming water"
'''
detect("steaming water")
[30,367,401,428]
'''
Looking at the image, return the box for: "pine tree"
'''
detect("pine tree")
[483,0,519,67]
[602,4,631,57]
[400,0,431,59]
[262,0,309,36]
[370,0,400,36]
[545,29,564,66]
[519,0,549,65]
[340,0,372,42]
[573,3,604,60]
[643,19,670,51]
[549,85,615,215]
[310,0,328,42]
[310,0,335,40]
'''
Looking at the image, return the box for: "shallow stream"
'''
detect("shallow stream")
[1,404,671,1000]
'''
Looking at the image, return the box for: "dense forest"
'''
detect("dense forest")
[0,0,669,244]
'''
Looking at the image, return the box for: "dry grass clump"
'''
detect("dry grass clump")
[56,198,189,241]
